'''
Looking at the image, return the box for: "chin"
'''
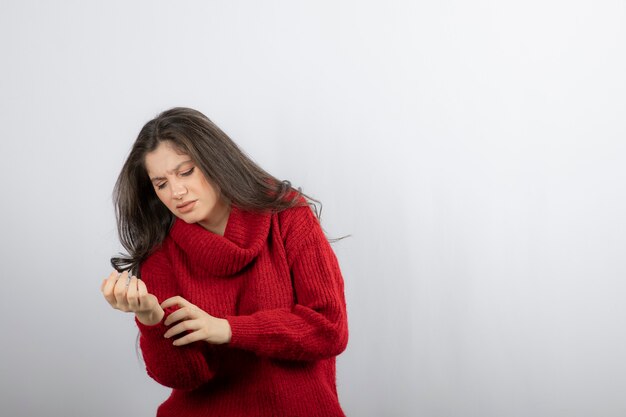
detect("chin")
[176,214,199,224]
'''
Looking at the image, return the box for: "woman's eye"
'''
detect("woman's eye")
[157,182,167,190]
[180,167,195,177]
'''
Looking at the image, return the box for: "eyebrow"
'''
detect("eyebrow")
[149,160,194,182]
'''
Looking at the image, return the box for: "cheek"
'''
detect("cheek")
[197,173,216,192]
[203,185,218,201]
[200,180,219,199]
[155,189,171,207]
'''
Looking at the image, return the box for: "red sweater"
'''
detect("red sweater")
[136,204,348,417]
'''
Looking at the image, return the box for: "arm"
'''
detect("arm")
[226,208,349,361]
[135,248,217,390]
[135,313,217,390]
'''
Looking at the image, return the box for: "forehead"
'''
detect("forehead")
[144,142,191,176]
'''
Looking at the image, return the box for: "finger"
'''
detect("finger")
[102,271,122,304]
[172,331,206,346]
[113,271,130,304]
[163,319,198,339]
[102,270,120,296]
[164,306,194,326]
[137,279,153,308]
[161,296,190,310]
[126,276,139,310]
[137,278,148,297]
[100,273,114,292]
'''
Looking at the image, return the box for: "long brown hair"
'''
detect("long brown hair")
[110,107,319,274]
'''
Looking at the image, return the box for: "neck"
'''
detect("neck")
[198,199,231,236]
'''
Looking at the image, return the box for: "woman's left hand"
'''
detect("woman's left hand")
[161,296,232,346]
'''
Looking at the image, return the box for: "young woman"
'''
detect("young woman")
[100,107,348,417]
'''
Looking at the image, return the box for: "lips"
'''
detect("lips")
[176,200,197,214]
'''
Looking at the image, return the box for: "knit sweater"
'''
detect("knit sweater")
[135,204,348,417]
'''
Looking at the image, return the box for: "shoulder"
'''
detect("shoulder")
[139,238,173,280]
[276,203,325,259]
[277,203,319,236]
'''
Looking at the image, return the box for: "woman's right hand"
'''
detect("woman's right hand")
[101,270,165,326]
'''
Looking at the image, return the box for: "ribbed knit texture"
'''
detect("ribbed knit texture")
[136,204,348,417]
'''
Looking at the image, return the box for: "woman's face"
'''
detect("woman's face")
[144,141,230,234]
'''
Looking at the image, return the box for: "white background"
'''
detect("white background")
[1,1,625,416]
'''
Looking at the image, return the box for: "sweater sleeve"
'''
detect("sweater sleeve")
[225,206,348,361]
[137,247,217,390]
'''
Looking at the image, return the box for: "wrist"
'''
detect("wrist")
[136,308,164,326]
[221,318,232,344]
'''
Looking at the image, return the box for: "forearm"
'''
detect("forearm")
[136,312,217,390]
[226,304,348,361]
[135,308,164,326]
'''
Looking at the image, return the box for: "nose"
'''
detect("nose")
[172,181,187,200]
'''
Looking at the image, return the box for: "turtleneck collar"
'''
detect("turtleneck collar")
[169,205,272,277]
